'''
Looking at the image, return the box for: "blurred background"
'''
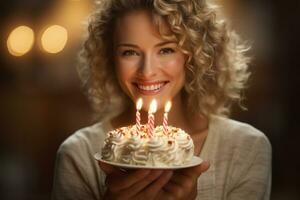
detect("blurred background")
[0,0,299,199]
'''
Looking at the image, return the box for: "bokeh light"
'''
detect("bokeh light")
[7,26,34,56]
[41,25,68,54]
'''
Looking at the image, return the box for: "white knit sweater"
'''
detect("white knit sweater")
[52,116,272,200]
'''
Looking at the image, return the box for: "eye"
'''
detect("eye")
[159,47,175,55]
[121,50,139,56]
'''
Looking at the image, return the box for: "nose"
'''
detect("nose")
[138,53,157,78]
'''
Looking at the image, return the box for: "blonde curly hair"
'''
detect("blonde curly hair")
[78,0,250,120]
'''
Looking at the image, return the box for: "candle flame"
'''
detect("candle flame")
[164,101,172,113]
[136,98,143,110]
[149,99,157,113]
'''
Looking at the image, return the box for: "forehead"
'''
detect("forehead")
[113,10,173,44]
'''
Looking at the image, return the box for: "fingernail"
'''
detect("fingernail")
[203,160,210,167]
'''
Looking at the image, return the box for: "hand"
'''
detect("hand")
[99,161,173,200]
[155,161,210,200]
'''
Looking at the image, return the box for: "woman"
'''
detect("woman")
[52,0,272,199]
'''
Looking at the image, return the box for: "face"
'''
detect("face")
[113,10,186,111]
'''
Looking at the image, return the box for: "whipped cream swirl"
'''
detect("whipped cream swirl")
[101,125,194,167]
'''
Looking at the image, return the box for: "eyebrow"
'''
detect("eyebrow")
[116,41,176,48]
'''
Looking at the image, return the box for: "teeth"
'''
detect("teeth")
[137,83,165,91]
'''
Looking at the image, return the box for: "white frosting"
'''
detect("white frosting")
[101,125,194,166]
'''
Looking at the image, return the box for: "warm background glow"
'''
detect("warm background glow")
[7,26,34,56]
[41,25,68,54]
[0,0,299,199]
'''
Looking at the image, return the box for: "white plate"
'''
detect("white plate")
[94,152,203,169]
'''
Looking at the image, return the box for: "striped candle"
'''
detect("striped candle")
[163,101,172,135]
[148,99,157,136]
[136,98,143,134]
[149,113,154,136]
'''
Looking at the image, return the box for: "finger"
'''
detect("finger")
[98,161,121,175]
[142,170,173,199]
[199,160,210,172]
[155,189,173,200]
[120,170,163,199]
[107,169,150,191]
[169,172,194,189]
[163,181,185,199]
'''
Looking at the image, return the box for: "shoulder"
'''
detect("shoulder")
[209,115,272,169]
[57,121,110,157]
[211,115,272,153]
[53,121,110,197]
[208,116,272,190]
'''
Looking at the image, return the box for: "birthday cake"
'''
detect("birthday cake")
[101,124,194,167]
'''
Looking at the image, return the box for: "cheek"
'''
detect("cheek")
[161,55,186,76]
[115,59,139,82]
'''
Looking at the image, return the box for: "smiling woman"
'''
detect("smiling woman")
[78,0,250,121]
[52,0,272,200]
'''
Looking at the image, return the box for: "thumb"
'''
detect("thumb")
[187,160,210,177]
[199,160,210,173]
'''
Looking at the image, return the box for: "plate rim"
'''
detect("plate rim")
[94,152,203,169]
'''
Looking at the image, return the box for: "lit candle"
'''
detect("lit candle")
[148,99,157,136]
[163,101,172,135]
[136,98,143,133]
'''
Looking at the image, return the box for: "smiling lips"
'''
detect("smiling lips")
[134,81,168,95]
